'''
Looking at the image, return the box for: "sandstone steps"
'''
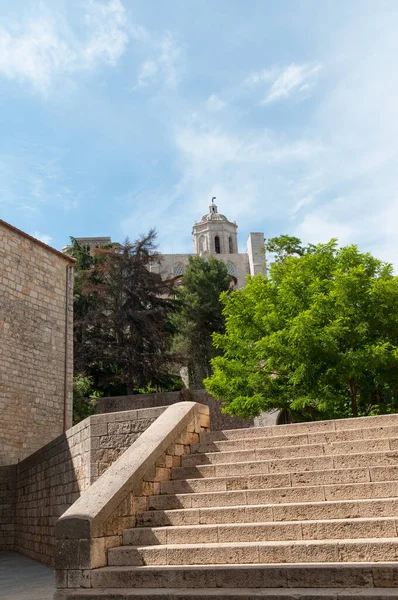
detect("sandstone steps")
[137,498,398,527]
[89,562,398,588]
[59,413,398,597]
[122,517,398,546]
[61,587,398,599]
[107,538,398,566]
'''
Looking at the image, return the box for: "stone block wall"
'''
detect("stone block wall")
[91,408,165,480]
[54,402,210,592]
[0,465,16,550]
[96,389,255,430]
[0,220,74,465]
[1,407,165,565]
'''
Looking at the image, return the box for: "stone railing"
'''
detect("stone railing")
[54,401,210,592]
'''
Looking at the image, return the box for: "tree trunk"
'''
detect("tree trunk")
[349,379,358,417]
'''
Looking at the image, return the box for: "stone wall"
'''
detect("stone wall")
[96,389,255,430]
[54,402,210,592]
[0,220,75,465]
[2,407,165,565]
[0,465,16,550]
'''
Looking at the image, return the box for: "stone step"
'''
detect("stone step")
[182,437,398,467]
[122,517,398,546]
[193,423,398,454]
[149,481,398,511]
[200,413,398,443]
[137,497,398,528]
[162,465,398,495]
[56,587,398,599]
[107,538,398,566]
[89,562,398,589]
[174,450,398,478]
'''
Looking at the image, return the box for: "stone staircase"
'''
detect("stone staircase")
[68,414,398,598]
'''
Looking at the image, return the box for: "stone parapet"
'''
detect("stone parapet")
[54,401,210,592]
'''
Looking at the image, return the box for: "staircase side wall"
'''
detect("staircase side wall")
[0,465,16,550]
[3,407,166,565]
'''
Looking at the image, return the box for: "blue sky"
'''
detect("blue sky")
[1,0,398,264]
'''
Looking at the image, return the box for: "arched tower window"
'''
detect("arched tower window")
[215,235,221,254]
[229,236,233,254]
[199,235,206,254]
[173,263,185,276]
[226,262,236,276]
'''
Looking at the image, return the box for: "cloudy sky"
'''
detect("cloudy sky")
[1,0,398,264]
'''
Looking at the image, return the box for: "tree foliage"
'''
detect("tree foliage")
[172,255,231,386]
[205,237,398,421]
[74,231,177,395]
[72,374,97,425]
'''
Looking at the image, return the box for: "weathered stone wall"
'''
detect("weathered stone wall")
[0,465,16,550]
[0,220,74,465]
[4,407,165,565]
[54,402,210,592]
[91,408,165,480]
[96,389,255,430]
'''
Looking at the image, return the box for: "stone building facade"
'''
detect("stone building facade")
[63,201,266,288]
[0,220,74,466]
[157,200,266,288]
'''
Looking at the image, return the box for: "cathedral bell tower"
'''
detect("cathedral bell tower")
[192,198,238,257]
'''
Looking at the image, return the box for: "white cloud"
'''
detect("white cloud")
[134,31,182,89]
[295,211,356,247]
[288,13,398,268]
[31,231,53,246]
[136,60,159,87]
[124,120,322,253]
[81,0,130,67]
[175,125,321,172]
[206,94,226,112]
[247,63,322,104]
[0,0,130,93]
[245,68,278,86]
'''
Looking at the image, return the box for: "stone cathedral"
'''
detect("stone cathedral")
[64,200,266,287]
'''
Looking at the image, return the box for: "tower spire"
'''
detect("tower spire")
[210,197,217,214]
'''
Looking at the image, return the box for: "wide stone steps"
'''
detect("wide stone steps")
[148,481,398,510]
[200,413,398,443]
[181,437,398,468]
[192,425,398,454]
[63,414,398,598]
[161,466,398,495]
[61,587,398,598]
[172,450,398,479]
[137,498,398,527]
[122,517,398,546]
[89,562,398,589]
[107,539,398,566]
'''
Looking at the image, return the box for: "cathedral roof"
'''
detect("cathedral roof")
[198,199,229,223]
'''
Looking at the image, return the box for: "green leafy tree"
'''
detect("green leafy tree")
[67,237,95,271]
[72,374,97,425]
[76,231,177,395]
[205,238,398,421]
[172,255,232,386]
[265,235,305,263]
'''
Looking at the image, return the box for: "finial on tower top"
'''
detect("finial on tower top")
[210,197,217,214]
